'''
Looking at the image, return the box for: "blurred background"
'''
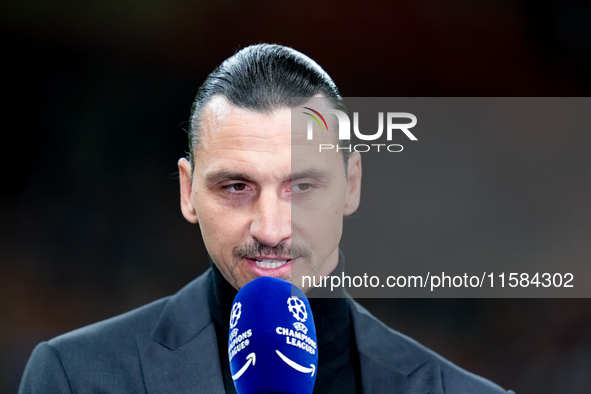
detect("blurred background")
[1,0,591,392]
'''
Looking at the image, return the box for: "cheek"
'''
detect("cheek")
[294,200,343,246]
[293,184,346,227]
[332,201,342,217]
[195,198,244,251]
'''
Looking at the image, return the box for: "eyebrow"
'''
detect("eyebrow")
[288,169,330,182]
[204,170,255,186]
[204,168,331,186]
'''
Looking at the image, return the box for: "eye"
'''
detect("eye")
[222,183,250,193]
[292,183,314,192]
[231,183,247,191]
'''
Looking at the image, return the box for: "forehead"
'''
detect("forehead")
[198,96,292,153]
[194,97,340,178]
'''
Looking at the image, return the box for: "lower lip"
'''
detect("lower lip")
[245,258,293,279]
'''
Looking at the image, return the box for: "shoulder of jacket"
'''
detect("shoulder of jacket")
[348,298,513,394]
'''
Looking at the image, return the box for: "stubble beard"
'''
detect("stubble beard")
[228,239,313,290]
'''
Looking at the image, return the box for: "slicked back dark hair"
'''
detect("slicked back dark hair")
[187,44,349,172]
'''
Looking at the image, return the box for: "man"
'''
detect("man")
[19,44,513,393]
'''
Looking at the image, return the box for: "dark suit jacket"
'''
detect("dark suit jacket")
[19,269,513,393]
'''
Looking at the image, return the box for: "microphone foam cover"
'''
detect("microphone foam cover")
[228,276,318,394]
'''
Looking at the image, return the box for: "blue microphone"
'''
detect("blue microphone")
[228,277,318,394]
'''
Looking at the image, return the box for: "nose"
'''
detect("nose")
[249,189,291,247]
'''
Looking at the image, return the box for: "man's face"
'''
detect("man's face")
[178,96,361,291]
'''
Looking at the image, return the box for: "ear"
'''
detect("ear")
[343,152,362,216]
[178,158,199,224]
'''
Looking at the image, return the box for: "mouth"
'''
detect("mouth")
[240,255,296,281]
[251,258,291,269]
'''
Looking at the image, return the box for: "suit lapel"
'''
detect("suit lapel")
[137,269,226,394]
[349,299,444,394]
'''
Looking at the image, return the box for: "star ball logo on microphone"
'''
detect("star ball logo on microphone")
[302,107,418,153]
[287,296,308,322]
[230,302,242,329]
